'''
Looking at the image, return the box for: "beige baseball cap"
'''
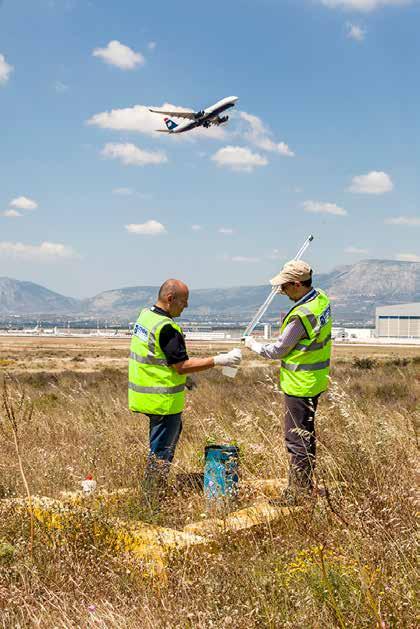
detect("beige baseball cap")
[270,259,312,291]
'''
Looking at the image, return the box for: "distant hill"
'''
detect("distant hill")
[1,260,419,325]
[83,260,420,324]
[0,277,79,315]
[317,260,420,323]
[82,284,278,321]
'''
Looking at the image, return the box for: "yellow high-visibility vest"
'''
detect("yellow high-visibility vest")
[128,308,186,415]
[280,289,332,397]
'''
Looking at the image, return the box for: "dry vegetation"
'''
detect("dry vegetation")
[0,337,419,628]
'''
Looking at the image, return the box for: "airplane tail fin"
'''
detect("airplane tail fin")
[164,117,178,131]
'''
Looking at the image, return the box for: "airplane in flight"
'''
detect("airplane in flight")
[149,96,239,134]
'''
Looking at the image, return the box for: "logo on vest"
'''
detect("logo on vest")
[319,305,331,328]
[133,323,148,342]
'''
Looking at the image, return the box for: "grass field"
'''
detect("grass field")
[0,337,418,627]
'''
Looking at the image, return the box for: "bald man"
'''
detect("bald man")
[128,279,241,502]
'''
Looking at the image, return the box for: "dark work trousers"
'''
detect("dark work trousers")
[284,394,320,489]
[143,413,183,487]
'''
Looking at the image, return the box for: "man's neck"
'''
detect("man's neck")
[154,302,171,316]
[293,286,313,303]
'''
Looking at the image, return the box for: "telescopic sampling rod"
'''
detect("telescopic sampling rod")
[242,234,314,338]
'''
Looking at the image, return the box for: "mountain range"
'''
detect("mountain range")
[1,259,419,325]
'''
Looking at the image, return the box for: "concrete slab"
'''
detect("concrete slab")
[5,495,208,581]
[3,479,304,581]
[184,499,301,537]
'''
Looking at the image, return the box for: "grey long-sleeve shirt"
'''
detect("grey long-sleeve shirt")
[258,317,306,359]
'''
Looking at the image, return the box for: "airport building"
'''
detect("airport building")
[375,303,420,339]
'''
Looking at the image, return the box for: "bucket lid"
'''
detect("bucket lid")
[205,444,239,454]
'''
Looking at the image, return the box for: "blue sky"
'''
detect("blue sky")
[0,0,419,297]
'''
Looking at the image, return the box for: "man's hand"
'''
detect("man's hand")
[244,335,263,354]
[214,348,242,367]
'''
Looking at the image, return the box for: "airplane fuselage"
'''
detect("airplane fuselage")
[168,96,238,133]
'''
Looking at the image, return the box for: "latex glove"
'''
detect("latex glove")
[214,348,242,367]
[244,335,263,354]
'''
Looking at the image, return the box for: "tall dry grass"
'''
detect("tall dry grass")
[0,350,418,628]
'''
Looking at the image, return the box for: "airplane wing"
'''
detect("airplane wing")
[149,108,196,120]
[155,129,171,133]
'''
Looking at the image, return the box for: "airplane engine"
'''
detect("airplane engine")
[194,110,205,119]
[219,115,229,124]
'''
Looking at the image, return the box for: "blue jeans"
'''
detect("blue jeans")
[143,413,183,490]
[147,412,183,463]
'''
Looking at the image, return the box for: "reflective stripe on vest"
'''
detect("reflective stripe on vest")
[129,382,185,395]
[297,306,320,334]
[129,351,167,366]
[281,359,330,372]
[148,319,168,354]
[294,334,331,353]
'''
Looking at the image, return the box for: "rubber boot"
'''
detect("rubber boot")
[270,467,313,507]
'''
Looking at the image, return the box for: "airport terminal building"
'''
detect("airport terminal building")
[375,303,420,339]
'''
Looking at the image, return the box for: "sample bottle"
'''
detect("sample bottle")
[81,474,97,494]
[222,347,242,378]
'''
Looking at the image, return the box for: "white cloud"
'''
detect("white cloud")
[191,224,202,231]
[0,54,13,85]
[385,216,420,226]
[9,196,38,210]
[349,171,393,194]
[0,241,77,260]
[231,255,260,263]
[211,146,268,172]
[125,220,166,235]
[345,245,369,254]
[101,143,167,166]
[349,171,394,194]
[3,210,22,218]
[112,187,134,195]
[303,200,347,216]
[240,112,295,157]
[88,102,226,139]
[346,22,366,40]
[219,227,234,235]
[89,104,170,135]
[320,0,412,12]
[148,41,157,50]
[92,40,145,70]
[395,253,420,262]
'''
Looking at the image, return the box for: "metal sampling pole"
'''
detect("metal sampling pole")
[242,234,314,338]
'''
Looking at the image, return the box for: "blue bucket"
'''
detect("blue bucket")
[204,444,239,500]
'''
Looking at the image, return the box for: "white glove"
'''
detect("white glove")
[214,348,242,367]
[244,335,263,354]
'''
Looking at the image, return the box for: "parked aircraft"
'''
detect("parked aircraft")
[149,96,238,134]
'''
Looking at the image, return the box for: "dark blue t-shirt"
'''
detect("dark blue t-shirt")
[150,305,189,365]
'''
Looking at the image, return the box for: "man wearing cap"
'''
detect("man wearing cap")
[245,260,332,505]
[129,278,242,505]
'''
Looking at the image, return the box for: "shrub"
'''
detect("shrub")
[352,357,376,370]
